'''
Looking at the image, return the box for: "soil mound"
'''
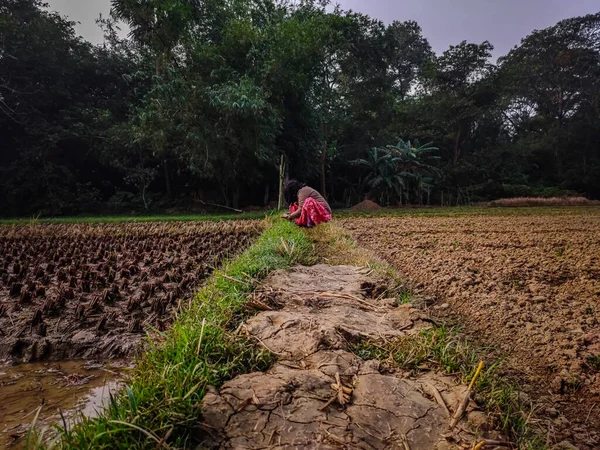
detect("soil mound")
[488,196,600,207]
[200,265,500,449]
[351,199,382,213]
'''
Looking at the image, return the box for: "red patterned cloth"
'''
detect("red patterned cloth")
[290,197,332,228]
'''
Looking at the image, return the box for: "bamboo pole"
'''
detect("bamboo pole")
[277,155,285,211]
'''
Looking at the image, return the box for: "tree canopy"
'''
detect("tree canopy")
[1,1,599,216]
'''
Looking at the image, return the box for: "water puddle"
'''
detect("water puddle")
[0,360,128,448]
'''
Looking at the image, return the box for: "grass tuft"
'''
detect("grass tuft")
[587,354,600,371]
[306,223,413,305]
[45,219,312,449]
[352,327,547,450]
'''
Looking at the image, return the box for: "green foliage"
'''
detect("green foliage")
[587,354,600,371]
[1,1,600,217]
[51,220,313,448]
[353,138,439,205]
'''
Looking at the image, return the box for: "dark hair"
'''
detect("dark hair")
[283,179,306,205]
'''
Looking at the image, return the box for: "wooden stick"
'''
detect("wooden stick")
[585,403,596,424]
[251,334,288,357]
[280,237,290,255]
[319,394,337,411]
[278,154,285,211]
[198,200,243,213]
[449,361,484,430]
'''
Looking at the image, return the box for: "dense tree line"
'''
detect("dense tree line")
[1,0,599,216]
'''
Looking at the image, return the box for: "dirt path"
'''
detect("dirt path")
[200,265,499,449]
[341,214,600,449]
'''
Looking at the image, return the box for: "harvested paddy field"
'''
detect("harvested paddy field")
[341,210,600,449]
[0,221,261,364]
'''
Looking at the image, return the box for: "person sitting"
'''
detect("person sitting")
[281,180,332,227]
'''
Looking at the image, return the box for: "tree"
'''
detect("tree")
[2,0,600,219]
[0,0,141,215]
[422,41,497,167]
[499,13,600,194]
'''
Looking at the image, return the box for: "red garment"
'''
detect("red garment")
[290,197,332,227]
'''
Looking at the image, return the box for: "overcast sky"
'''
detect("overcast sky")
[47,0,599,58]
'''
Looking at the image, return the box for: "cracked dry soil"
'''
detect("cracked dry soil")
[200,265,496,449]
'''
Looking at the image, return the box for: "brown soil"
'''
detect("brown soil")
[0,221,260,363]
[488,197,600,207]
[200,265,505,449]
[351,199,382,213]
[340,213,600,449]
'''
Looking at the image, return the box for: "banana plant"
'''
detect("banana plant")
[354,138,440,205]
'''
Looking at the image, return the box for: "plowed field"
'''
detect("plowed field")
[341,211,600,449]
[0,221,261,363]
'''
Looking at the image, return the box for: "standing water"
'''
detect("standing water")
[0,360,126,448]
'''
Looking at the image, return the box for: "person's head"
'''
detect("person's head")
[283,179,306,205]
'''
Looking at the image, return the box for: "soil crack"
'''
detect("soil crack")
[199,265,499,449]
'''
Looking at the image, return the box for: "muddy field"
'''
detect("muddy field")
[341,211,600,449]
[1,360,124,448]
[0,221,261,363]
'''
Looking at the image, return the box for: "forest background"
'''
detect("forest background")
[2,0,599,215]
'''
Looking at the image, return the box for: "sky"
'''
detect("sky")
[47,0,599,58]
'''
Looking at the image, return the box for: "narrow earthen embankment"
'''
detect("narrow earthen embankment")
[199,265,498,449]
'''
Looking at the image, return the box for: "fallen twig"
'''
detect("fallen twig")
[321,292,383,311]
[219,273,253,286]
[585,403,596,424]
[246,298,273,311]
[233,323,245,336]
[250,334,288,357]
[449,361,484,430]
[280,237,289,253]
[320,372,353,410]
[397,321,415,332]
[425,383,450,416]
[197,199,243,213]
[336,325,379,341]
[399,433,411,450]
[472,439,514,449]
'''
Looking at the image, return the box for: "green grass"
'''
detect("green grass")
[586,354,600,371]
[41,219,313,449]
[0,211,273,225]
[5,204,600,226]
[351,327,547,450]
